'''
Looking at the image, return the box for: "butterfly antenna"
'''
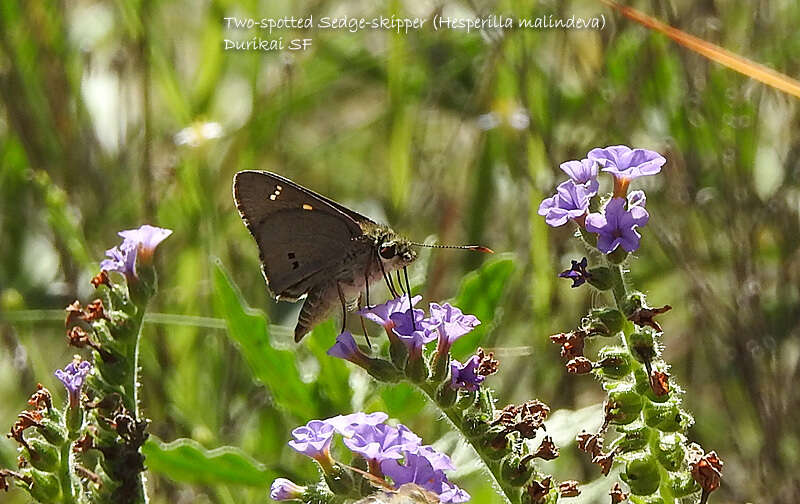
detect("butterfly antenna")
[409,242,494,253]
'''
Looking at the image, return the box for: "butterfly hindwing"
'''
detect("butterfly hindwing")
[233,170,365,298]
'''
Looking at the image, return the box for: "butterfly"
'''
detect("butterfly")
[233,171,490,342]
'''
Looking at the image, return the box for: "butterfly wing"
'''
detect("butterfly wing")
[233,170,366,300]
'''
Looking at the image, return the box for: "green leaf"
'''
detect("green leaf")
[306,319,352,412]
[143,437,275,487]
[380,382,426,419]
[450,255,516,359]
[212,259,317,420]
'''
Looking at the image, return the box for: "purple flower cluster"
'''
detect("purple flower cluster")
[351,297,481,361]
[278,412,469,502]
[54,358,93,407]
[539,145,665,254]
[100,224,172,278]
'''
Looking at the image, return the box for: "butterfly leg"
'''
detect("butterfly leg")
[358,294,372,349]
[364,268,372,308]
[336,282,347,334]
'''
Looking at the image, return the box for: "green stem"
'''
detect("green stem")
[608,264,677,504]
[132,312,149,504]
[57,439,77,504]
[609,264,627,308]
[413,382,518,504]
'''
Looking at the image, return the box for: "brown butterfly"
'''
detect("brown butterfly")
[233,171,490,342]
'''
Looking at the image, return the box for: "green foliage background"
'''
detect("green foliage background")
[1,0,799,502]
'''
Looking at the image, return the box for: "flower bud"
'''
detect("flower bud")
[27,438,60,472]
[404,353,429,383]
[270,478,307,501]
[323,464,354,496]
[462,413,489,438]
[29,468,61,503]
[627,330,657,364]
[670,471,701,497]
[595,347,632,379]
[611,424,650,453]
[586,267,615,291]
[456,389,478,410]
[389,336,409,369]
[653,433,686,471]
[501,454,534,486]
[643,400,693,432]
[607,246,628,264]
[436,381,458,408]
[481,428,510,460]
[586,308,625,336]
[430,351,450,383]
[634,367,670,402]
[66,399,85,435]
[621,291,645,318]
[622,453,661,496]
[36,418,65,446]
[607,386,643,425]
[364,358,403,383]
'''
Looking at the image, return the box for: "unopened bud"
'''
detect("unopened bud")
[586,266,614,290]
[622,453,661,496]
[596,347,632,379]
[27,438,59,472]
[586,308,625,336]
[611,424,650,453]
[627,330,657,364]
[29,468,61,503]
[501,454,534,486]
[607,386,643,425]
[644,400,693,432]
[654,433,686,471]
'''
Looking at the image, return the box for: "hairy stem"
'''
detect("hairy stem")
[609,263,677,504]
[413,382,517,504]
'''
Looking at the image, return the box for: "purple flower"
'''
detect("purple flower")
[415,445,455,471]
[450,355,485,391]
[100,224,172,277]
[439,481,471,503]
[343,423,421,464]
[538,180,590,227]
[327,331,368,365]
[358,295,422,329]
[288,420,335,465]
[424,303,480,354]
[559,257,591,288]
[560,158,599,196]
[390,309,436,359]
[381,451,445,493]
[585,198,649,254]
[269,478,306,501]
[100,241,137,277]
[588,145,665,196]
[382,451,470,502]
[54,359,92,408]
[628,189,646,208]
[118,225,173,264]
[325,412,389,437]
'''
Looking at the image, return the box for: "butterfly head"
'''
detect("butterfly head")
[378,236,417,269]
[371,227,417,271]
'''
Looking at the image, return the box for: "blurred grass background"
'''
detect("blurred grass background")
[1,0,799,502]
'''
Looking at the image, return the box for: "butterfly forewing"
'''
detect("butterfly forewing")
[233,171,366,298]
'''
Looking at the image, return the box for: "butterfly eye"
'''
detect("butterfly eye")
[380,244,397,259]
